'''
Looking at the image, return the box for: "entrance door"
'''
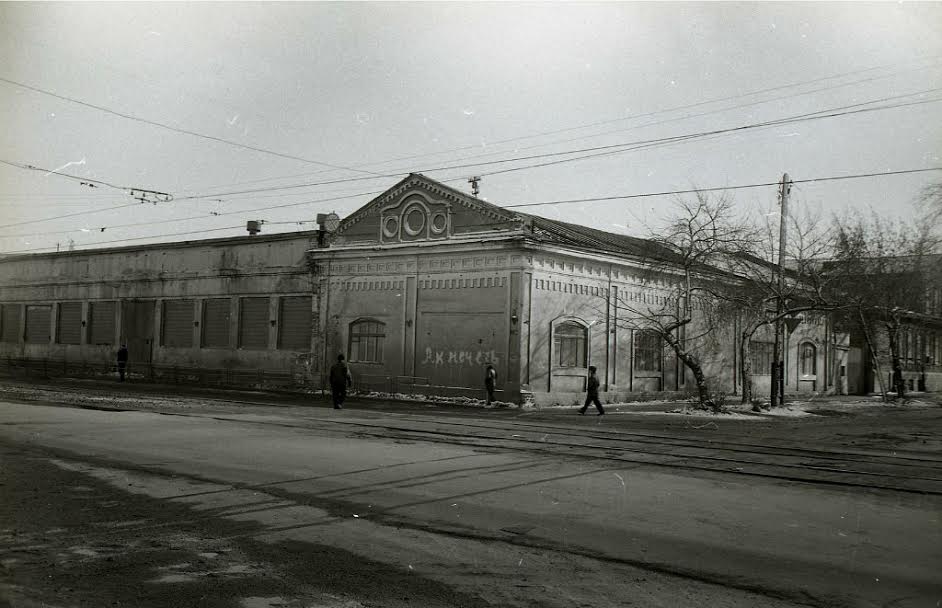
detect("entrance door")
[121,300,155,365]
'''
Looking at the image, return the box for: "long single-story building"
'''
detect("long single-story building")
[2,174,935,403]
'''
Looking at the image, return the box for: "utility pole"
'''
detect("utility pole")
[770,173,792,407]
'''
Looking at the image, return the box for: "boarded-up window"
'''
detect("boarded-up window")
[278,296,312,351]
[349,319,385,363]
[239,297,269,350]
[634,330,663,372]
[25,305,51,344]
[161,300,194,347]
[88,301,117,345]
[201,298,231,348]
[750,341,775,375]
[57,302,83,345]
[1,304,21,343]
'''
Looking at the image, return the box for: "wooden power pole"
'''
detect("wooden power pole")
[771,173,792,408]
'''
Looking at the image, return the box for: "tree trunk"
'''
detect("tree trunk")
[740,333,753,406]
[886,322,906,399]
[662,330,718,412]
[858,308,888,401]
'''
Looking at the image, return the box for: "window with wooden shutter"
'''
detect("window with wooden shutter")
[239,297,269,350]
[278,296,312,351]
[89,301,117,345]
[57,302,82,345]
[25,305,51,344]
[201,298,231,348]
[161,300,194,347]
[0,304,21,343]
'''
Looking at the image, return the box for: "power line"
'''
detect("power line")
[177,55,942,194]
[7,166,939,253]
[177,90,942,201]
[0,76,383,177]
[503,167,942,209]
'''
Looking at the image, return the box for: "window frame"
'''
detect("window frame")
[348,318,386,364]
[633,329,663,373]
[553,320,588,369]
[799,342,817,376]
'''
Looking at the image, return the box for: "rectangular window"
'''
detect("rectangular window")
[634,330,662,372]
[25,305,51,344]
[201,298,231,348]
[349,320,385,363]
[1,304,21,343]
[161,299,194,347]
[278,296,312,351]
[57,302,82,345]
[239,297,269,350]
[750,341,775,375]
[88,301,116,345]
[554,322,587,368]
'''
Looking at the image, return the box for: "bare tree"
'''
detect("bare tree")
[719,203,838,407]
[616,191,756,412]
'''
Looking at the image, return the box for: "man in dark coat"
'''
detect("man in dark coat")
[116,344,129,382]
[484,364,497,405]
[579,365,605,415]
[329,354,353,409]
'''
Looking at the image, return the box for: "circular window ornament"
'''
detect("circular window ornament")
[382,216,399,238]
[403,207,426,236]
[429,212,448,234]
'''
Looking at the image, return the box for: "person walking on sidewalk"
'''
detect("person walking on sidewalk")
[579,366,605,416]
[116,344,129,382]
[484,363,498,406]
[329,354,353,409]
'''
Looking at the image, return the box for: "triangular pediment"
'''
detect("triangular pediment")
[333,174,523,246]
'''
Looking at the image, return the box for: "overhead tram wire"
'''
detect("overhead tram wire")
[176,89,942,202]
[176,55,942,194]
[502,167,942,209]
[7,166,940,255]
[0,76,384,178]
[0,87,942,233]
[6,89,940,231]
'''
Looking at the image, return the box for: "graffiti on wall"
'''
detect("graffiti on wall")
[421,347,500,368]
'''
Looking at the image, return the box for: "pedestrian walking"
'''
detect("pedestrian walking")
[579,365,605,416]
[484,364,497,405]
[116,344,129,382]
[329,354,353,409]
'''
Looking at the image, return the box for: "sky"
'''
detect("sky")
[1,2,941,255]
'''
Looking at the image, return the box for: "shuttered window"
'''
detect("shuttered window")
[25,305,51,344]
[1,304,21,343]
[239,297,269,350]
[202,298,231,348]
[89,301,117,345]
[57,302,83,345]
[278,296,312,351]
[161,300,194,347]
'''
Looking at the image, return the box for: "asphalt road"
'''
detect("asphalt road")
[0,384,940,608]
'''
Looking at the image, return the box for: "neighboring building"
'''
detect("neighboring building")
[829,254,942,394]
[0,174,852,404]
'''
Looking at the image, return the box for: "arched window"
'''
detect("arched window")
[349,319,385,363]
[799,342,816,376]
[554,321,587,368]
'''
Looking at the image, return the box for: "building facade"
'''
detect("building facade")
[0,174,879,404]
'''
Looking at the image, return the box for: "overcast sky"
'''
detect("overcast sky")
[1,2,940,254]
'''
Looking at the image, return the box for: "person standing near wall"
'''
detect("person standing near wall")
[484,363,497,406]
[579,365,605,416]
[329,354,353,409]
[116,344,129,382]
